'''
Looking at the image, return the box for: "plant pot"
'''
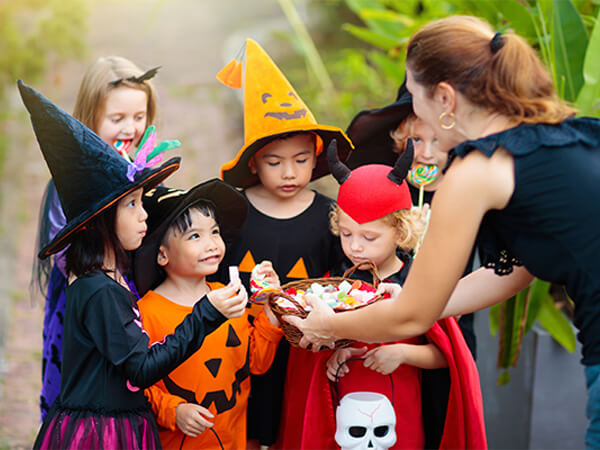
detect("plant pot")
[474,310,586,449]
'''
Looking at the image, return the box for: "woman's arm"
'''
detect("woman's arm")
[286,149,516,347]
[441,265,534,318]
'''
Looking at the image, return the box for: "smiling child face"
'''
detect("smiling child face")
[158,208,225,280]
[96,86,148,158]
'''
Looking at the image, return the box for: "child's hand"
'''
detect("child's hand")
[363,344,405,375]
[206,281,248,318]
[252,260,281,290]
[326,346,367,381]
[264,303,280,327]
[175,403,214,437]
[375,282,402,299]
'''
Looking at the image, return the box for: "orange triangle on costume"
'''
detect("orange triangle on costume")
[286,258,308,279]
[238,250,256,273]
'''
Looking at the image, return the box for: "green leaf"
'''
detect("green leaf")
[537,294,577,353]
[368,50,406,84]
[576,7,600,116]
[553,0,588,101]
[496,288,529,369]
[524,279,551,334]
[489,302,502,337]
[356,8,410,41]
[497,370,511,386]
[342,23,400,51]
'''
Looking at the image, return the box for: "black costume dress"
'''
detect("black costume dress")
[452,117,600,365]
[409,183,478,448]
[217,190,344,446]
[34,271,226,450]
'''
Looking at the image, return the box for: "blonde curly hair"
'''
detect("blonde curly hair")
[329,205,425,253]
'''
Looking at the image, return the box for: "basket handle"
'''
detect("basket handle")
[342,261,382,288]
[267,291,308,317]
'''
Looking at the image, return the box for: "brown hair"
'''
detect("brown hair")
[329,205,425,253]
[390,113,418,154]
[72,56,158,132]
[406,16,576,124]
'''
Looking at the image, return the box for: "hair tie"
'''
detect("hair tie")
[490,32,504,53]
[109,66,161,86]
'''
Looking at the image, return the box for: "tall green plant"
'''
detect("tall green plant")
[333,0,598,380]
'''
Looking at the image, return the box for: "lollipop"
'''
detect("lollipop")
[408,164,438,255]
[112,139,132,162]
[408,164,439,208]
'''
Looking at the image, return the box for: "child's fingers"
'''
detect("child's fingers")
[375,282,402,297]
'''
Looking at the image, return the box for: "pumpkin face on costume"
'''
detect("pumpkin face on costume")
[261,91,307,121]
[162,322,251,414]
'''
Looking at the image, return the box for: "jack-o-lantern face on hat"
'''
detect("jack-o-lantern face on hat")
[217,38,354,188]
[262,91,307,121]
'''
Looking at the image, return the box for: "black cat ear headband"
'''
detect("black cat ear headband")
[109,66,161,86]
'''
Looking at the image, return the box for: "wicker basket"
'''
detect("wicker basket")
[268,262,383,350]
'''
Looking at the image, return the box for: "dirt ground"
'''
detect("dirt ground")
[0,1,301,447]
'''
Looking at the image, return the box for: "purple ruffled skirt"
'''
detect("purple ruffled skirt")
[34,407,161,450]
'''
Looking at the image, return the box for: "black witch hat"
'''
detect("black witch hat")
[345,79,412,169]
[18,80,181,259]
[133,179,248,296]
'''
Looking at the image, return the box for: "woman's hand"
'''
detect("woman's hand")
[283,293,336,351]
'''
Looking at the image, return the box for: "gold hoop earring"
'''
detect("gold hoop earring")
[439,111,456,130]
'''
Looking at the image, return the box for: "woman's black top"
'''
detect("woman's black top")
[452,117,600,365]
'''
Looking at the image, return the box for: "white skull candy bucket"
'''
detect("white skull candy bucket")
[335,392,397,450]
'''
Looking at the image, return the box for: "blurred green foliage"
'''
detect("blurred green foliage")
[0,0,87,174]
[280,0,599,128]
[280,0,599,384]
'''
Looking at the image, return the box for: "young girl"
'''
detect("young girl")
[19,81,247,449]
[32,56,162,419]
[279,141,486,449]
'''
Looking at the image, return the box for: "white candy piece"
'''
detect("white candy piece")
[338,280,352,294]
[251,264,265,281]
[229,266,240,284]
[310,283,325,295]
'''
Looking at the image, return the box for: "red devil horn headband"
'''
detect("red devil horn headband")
[387,138,414,185]
[328,137,414,186]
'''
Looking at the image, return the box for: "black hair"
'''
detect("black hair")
[270,130,316,147]
[65,204,129,278]
[162,200,218,246]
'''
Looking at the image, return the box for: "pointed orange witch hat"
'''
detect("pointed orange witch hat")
[217,39,353,188]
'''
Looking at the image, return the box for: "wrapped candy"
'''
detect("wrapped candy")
[249,264,280,304]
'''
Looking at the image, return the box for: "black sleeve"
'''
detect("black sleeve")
[83,284,225,388]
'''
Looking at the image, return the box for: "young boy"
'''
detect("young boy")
[215,39,354,448]
[134,179,283,450]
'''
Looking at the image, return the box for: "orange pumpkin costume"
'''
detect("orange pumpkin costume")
[139,282,283,449]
